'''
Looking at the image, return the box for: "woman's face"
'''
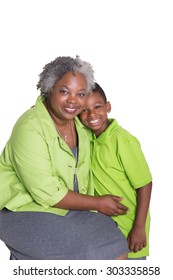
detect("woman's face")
[47,71,88,121]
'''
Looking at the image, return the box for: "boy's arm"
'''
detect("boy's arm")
[127,181,152,252]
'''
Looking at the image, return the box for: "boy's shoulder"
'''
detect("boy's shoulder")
[109,119,140,144]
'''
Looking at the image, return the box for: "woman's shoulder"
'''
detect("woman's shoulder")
[12,96,49,134]
[75,117,92,137]
[12,106,39,133]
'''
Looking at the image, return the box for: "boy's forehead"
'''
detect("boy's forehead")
[88,91,101,99]
[86,92,103,103]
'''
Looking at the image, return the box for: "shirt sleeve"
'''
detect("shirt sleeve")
[9,124,68,208]
[118,130,152,189]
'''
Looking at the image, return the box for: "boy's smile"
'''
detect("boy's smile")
[80,92,111,136]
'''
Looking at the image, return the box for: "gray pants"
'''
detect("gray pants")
[0,208,129,260]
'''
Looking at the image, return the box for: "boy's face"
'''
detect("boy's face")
[79,91,111,136]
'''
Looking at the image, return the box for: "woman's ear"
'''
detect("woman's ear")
[106,101,111,113]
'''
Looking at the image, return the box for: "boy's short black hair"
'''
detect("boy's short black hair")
[92,82,107,103]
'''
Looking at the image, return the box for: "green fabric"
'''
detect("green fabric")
[91,119,152,258]
[0,96,93,216]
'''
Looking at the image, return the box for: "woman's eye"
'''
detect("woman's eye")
[78,92,86,97]
[60,89,68,95]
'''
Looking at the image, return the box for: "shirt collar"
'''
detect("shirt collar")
[92,118,119,143]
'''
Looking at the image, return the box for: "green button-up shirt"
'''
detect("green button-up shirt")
[0,96,93,216]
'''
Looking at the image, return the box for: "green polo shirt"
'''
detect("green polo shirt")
[0,96,93,216]
[91,119,152,258]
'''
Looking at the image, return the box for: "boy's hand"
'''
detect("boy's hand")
[97,195,128,216]
[127,225,146,252]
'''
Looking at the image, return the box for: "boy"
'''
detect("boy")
[79,83,152,259]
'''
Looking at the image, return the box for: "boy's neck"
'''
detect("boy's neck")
[94,119,111,137]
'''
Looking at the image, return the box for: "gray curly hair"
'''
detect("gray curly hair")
[37,56,95,97]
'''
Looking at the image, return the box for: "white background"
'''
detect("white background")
[0,0,172,276]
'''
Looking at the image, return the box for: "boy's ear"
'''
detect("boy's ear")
[106,101,111,113]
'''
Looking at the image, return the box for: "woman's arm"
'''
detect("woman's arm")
[54,190,129,216]
[9,113,128,216]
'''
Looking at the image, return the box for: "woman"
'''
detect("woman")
[0,56,129,260]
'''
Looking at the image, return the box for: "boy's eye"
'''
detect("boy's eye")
[95,105,101,109]
[82,108,88,113]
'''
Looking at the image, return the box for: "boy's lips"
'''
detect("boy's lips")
[88,118,100,126]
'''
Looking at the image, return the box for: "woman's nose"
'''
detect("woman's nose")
[67,94,77,103]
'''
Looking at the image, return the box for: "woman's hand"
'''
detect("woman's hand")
[96,195,128,216]
[54,191,128,216]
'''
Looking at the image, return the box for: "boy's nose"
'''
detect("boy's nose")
[88,109,96,116]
